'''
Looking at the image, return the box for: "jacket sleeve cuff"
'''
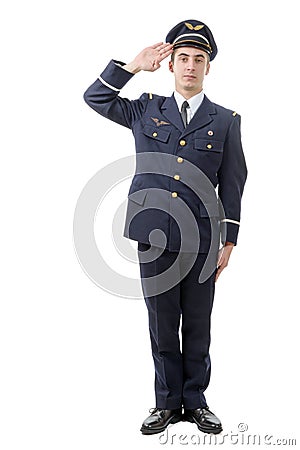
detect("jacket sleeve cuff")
[98,59,135,91]
[220,220,240,246]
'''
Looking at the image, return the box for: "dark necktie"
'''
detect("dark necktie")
[181,100,190,128]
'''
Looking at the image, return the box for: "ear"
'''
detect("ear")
[169,60,174,73]
[205,62,210,76]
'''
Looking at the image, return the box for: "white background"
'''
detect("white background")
[1,0,299,449]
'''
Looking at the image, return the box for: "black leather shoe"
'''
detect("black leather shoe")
[140,408,182,435]
[183,407,222,434]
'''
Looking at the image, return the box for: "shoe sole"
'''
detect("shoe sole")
[183,415,223,435]
[140,415,182,435]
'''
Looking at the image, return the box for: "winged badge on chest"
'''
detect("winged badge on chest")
[151,117,170,127]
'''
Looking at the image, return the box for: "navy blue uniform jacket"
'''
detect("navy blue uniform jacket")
[84,60,247,253]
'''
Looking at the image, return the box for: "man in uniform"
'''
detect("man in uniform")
[84,20,247,435]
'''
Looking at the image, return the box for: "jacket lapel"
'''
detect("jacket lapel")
[160,94,217,136]
[160,95,185,132]
[182,95,216,137]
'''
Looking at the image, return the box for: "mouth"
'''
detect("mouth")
[183,75,196,80]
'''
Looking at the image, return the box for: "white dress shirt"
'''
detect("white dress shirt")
[173,90,205,125]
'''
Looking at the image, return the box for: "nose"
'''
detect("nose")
[186,59,196,71]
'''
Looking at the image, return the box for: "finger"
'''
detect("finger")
[217,254,224,267]
[155,41,172,48]
[155,43,173,55]
[217,247,224,264]
[159,45,174,55]
[215,265,223,282]
[156,48,173,63]
[151,43,173,59]
[158,43,173,53]
[156,53,172,64]
[151,42,164,49]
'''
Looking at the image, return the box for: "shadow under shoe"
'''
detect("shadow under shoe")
[140,408,182,435]
[183,407,222,434]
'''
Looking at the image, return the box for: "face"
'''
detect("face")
[169,46,210,98]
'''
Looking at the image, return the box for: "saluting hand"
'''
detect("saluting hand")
[123,42,173,74]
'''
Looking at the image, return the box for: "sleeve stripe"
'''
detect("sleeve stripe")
[221,219,240,226]
[98,76,120,92]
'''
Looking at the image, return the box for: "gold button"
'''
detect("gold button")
[208,130,214,136]
[206,144,212,149]
[179,140,186,146]
[174,174,180,180]
[177,157,183,163]
[171,192,178,198]
[152,132,158,137]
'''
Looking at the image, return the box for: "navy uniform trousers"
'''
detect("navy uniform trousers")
[138,242,216,410]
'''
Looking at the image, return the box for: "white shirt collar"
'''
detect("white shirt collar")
[173,90,205,122]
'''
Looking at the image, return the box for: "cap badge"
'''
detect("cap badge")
[185,22,204,31]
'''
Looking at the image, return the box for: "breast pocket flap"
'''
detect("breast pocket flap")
[143,125,171,143]
[194,139,224,152]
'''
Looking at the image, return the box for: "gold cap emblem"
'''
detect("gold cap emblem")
[185,22,204,31]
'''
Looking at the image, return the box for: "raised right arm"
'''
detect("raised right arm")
[83,43,173,129]
[83,60,139,129]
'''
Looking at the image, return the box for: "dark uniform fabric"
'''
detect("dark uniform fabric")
[84,59,247,410]
[84,61,247,253]
[138,243,216,409]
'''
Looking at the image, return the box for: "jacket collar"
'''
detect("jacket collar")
[160,94,217,136]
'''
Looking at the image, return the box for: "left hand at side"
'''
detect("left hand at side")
[215,243,234,282]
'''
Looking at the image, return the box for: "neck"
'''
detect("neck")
[175,87,203,100]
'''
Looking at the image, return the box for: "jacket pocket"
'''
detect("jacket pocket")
[142,125,171,143]
[194,138,224,152]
